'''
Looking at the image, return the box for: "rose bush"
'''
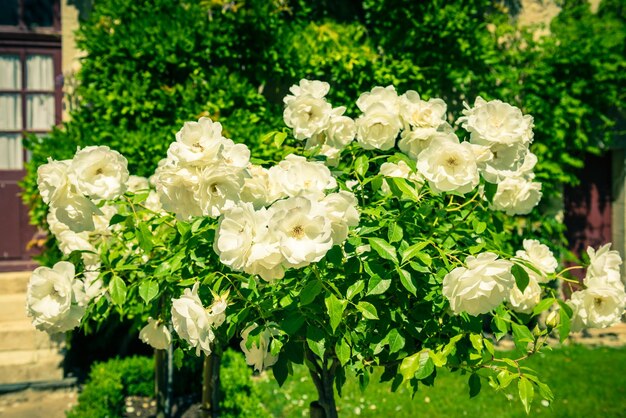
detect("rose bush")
[27,81,626,417]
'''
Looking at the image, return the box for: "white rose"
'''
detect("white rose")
[145,190,164,214]
[268,154,337,200]
[286,79,330,99]
[442,252,514,316]
[244,240,285,282]
[491,176,542,215]
[57,230,97,262]
[397,124,454,160]
[154,163,203,220]
[585,244,623,287]
[515,239,558,279]
[240,324,279,372]
[197,164,246,217]
[69,146,129,200]
[168,117,225,165]
[51,188,101,233]
[479,143,532,183]
[26,261,85,333]
[220,139,251,169]
[508,272,542,314]
[241,165,275,208]
[417,137,479,194]
[399,90,447,128]
[37,158,71,205]
[568,277,626,331]
[325,109,356,149]
[458,96,534,146]
[356,85,400,114]
[355,103,402,151]
[74,269,105,306]
[283,94,332,140]
[268,196,333,268]
[171,283,215,356]
[139,318,172,350]
[320,191,360,245]
[214,203,265,271]
[127,175,150,193]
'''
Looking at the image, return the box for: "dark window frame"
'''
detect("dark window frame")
[0,0,61,33]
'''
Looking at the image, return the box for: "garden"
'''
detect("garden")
[17,1,626,417]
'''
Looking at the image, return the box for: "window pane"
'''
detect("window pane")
[24,0,55,28]
[0,133,23,170]
[26,55,54,91]
[0,94,22,130]
[0,0,19,26]
[0,56,22,90]
[26,94,55,130]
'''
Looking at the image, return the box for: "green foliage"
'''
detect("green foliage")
[219,350,272,418]
[66,356,153,418]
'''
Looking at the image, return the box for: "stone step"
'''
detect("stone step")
[0,320,63,352]
[0,271,31,295]
[0,294,28,323]
[0,349,64,384]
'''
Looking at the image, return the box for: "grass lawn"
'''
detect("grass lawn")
[255,345,626,418]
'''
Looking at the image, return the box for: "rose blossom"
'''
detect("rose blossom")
[515,239,558,280]
[26,261,85,333]
[458,96,534,146]
[568,276,626,331]
[491,176,542,215]
[171,283,216,356]
[69,145,129,200]
[240,324,279,372]
[139,318,172,350]
[416,136,479,194]
[442,252,514,315]
[508,272,542,314]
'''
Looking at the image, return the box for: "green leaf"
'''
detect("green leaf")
[136,223,154,253]
[346,280,365,300]
[300,280,322,306]
[272,356,289,387]
[390,177,421,202]
[512,264,530,292]
[469,333,483,352]
[558,307,571,342]
[109,275,127,306]
[532,297,555,316]
[109,213,127,226]
[387,223,403,243]
[400,351,434,382]
[274,131,287,147]
[368,238,398,263]
[415,251,432,267]
[306,327,326,359]
[484,182,498,202]
[511,323,534,350]
[367,275,391,295]
[173,347,184,369]
[138,280,159,304]
[357,301,378,320]
[355,155,368,177]
[387,328,405,354]
[469,373,481,398]
[325,294,348,333]
[401,241,429,264]
[336,338,351,366]
[397,268,417,296]
[518,377,534,414]
[497,370,516,388]
[281,315,305,334]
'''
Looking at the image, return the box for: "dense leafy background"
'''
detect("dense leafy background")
[22,0,626,261]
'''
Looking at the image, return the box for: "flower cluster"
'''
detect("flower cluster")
[215,154,359,282]
[283,80,356,166]
[37,146,129,233]
[153,117,251,219]
[569,244,626,330]
[286,82,542,216]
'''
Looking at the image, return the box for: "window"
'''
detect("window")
[0,50,60,169]
[0,0,59,30]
